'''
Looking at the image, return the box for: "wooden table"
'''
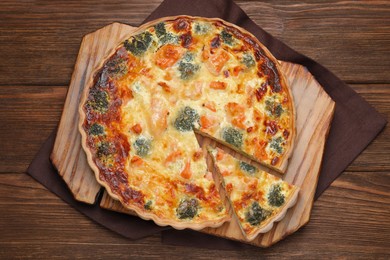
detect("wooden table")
[0,0,389,258]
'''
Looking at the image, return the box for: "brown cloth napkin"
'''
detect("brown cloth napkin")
[27,0,386,249]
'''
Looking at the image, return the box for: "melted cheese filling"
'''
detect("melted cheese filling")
[211,148,295,236]
[85,17,294,223]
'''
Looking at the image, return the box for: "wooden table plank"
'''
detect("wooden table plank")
[0,0,388,257]
[345,84,390,172]
[0,86,66,173]
[0,172,388,258]
[0,84,388,173]
[0,0,388,85]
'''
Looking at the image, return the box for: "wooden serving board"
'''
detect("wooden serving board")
[51,22,335,247]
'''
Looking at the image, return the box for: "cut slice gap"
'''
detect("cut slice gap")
[198,136,234,218]
[208,146,299,241]
[194,130,284,178]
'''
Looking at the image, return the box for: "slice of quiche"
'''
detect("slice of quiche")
[209,147,299,241]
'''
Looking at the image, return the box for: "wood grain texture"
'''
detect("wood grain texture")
[0,1,389,85]
[0,172,388,258]
[0,85,66,173]
[62,22,334,247]
[50,24,141,204]
[345,84,390,172]
[0,0,389,257]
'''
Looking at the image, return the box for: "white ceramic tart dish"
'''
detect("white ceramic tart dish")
[78,16,296,232]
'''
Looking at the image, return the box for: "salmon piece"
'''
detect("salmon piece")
[157,82,171,92]
[127,55,142,73]
[209,81,227,90]
[200,115,214,129]
[210,50,230,74]
[131,123,142,134]
[183,81,203,100]
[216,149,225,161]
[253,108,263,122]
[180,160,192,179]
[192,149,203,161]
[131,156,143,166]
[236,83,244,94]
[200,114,219,132]
[203,101,216,112]
[254,140,268,161]
[202,47,210,60]
[116,80,134,100]
[165,150,182,164]
[225,183,233,194]
[226,102,247,129]
[150,96,168,136]
[232,65,244,76]
[204,49,230,75]
[155,44,184,69]
[164,71,172,81]
[232,116,246,130]
[246,86,255,106]
[140,67,152,78]
[225,102,245,116]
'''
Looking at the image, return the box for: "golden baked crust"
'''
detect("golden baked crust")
[79,16,295,230]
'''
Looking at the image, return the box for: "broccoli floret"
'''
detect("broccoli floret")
[270,136,284,154]
[88,88,109,113]
[154,22,167,38]
[89,123,104,136]
[222,127,243,148]
[160,33,178,45]
[265,99,284,118]
[174,106,199,131]
[133,137,151,157]
[242,53,255,68]
[154,22,178,45]
[96,141,112,158]
[95,69,108,89]
[268,184,285,207]
[245,202,271,226]
[194,23,210,35]
[105,55,127,79]
[176,198,199,219]
[95,142,115,167]
[239,161,258,175]
[144,200,153,210]
[274,104,284,117]
[182,52,194,62]
[177,52,199,79]
[221,30,234,45]
[178,61,199,80]
[124,31,153,56]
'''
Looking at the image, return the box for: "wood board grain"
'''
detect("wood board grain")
[50,23,139,204]
[51,22,335,247]
[1,0,389,258]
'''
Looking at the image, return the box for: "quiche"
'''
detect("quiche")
[79,16,296,231]
[209,147,299,241]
